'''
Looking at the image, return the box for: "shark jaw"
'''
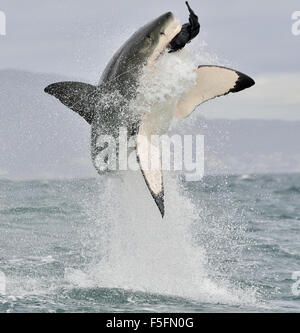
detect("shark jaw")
[147,13,182,66]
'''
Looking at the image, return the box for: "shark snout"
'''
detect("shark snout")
[164,12,173,19]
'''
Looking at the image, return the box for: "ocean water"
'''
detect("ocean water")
[0,173,300,313]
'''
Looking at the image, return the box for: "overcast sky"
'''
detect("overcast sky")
[0,0,299,119]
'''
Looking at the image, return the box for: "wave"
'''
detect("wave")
[275,186,300,195]
[62,171,257,307]
[0,206,66,215]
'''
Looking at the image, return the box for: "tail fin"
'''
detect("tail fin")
[44,81,98,124]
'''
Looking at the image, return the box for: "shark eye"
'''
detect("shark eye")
[146,35,153,43]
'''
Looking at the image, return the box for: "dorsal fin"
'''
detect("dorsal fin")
[44,81,98,124]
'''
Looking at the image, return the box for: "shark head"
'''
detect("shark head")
[100,12,181,86]
[135,12,182,64]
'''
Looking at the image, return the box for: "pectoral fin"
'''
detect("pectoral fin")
[136,119,164,218]
[175,66,255,118]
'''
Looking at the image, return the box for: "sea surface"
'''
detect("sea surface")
[0,173,300,313]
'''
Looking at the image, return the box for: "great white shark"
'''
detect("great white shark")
[44,2,255,217]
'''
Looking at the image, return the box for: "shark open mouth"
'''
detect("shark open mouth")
[148,1,201,64]
[147,14,182,65]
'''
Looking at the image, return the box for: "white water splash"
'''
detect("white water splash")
[0,271,6,295]
[66,172,257,306]
[132,49,197,116]
[66,47,257,306]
